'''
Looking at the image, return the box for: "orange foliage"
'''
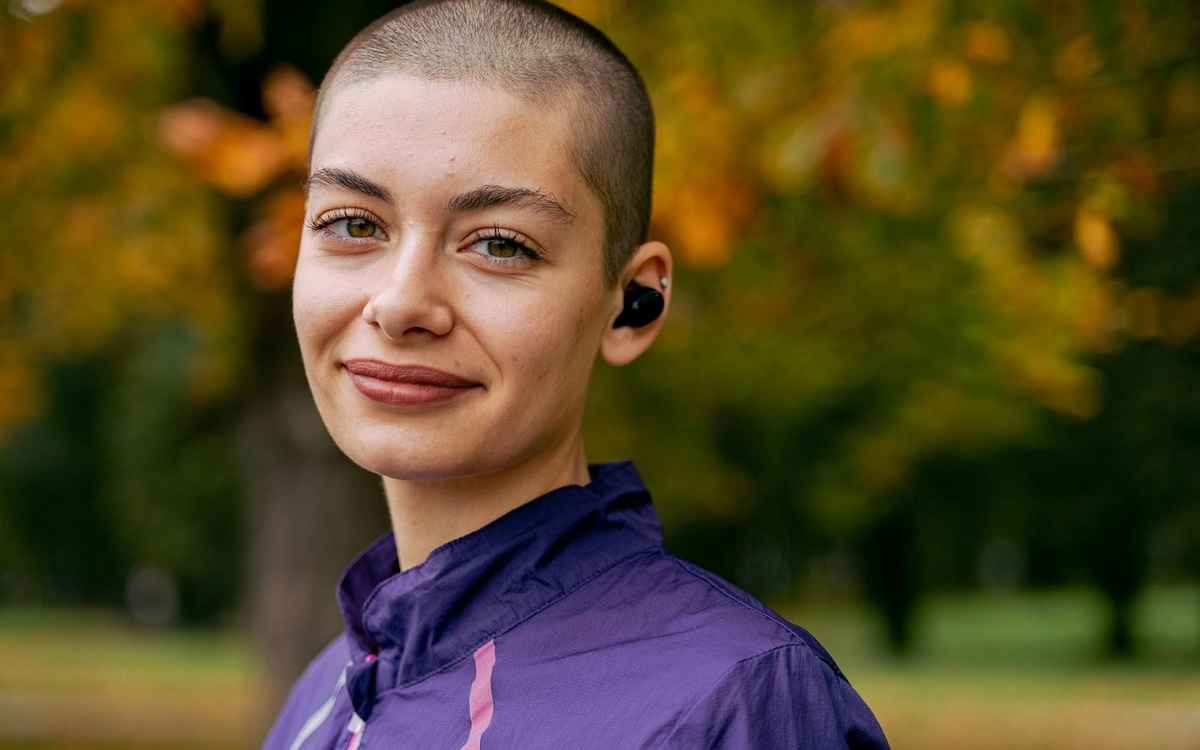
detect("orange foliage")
[654,180,759,269]
[245,188,306,291]
[927,58,973,107]
[1001,95,1061,182]
[160,99,291,197]
[1074,209,1119,271]
[5,0,1196,508]
[963,22,1011,65]
[0,0,247,441]
[160,64,316,290]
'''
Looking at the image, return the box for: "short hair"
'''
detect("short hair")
[307,0,655,290]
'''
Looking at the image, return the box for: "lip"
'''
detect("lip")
[342,359,479,387]
[342,359,482,406]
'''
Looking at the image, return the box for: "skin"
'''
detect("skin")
[294,73,672,571]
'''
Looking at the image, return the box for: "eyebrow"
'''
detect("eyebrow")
[303,167,576,225]
[304,167,394,204]
[447,184,576,225]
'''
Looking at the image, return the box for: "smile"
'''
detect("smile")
[342,359,482,407]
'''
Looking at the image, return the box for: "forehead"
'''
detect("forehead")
[310,73,595,220]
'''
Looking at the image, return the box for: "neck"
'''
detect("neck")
[381,432,590,571]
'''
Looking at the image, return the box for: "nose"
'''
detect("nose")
[361,231,454,341]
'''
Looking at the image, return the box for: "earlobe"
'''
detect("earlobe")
[599,317,640,367]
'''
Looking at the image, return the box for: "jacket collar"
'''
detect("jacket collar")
[336,459,663,689]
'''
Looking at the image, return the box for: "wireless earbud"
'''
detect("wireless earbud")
[612,280,665,329]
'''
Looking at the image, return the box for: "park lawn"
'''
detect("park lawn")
[0,585,1197,749]
[783,584,1200,750]
[0,608,258,749]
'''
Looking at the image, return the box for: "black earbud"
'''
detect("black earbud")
[612,280,665,329]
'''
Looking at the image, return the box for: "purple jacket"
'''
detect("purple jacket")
[262,460,891,749]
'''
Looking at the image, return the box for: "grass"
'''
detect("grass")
[778,584,1200,750]
[0,608,257,749]
[0,585,1196,749]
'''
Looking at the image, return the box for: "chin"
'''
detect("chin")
[335,424,509,482]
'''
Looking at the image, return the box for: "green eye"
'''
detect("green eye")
[487,239,520,258]
[306,210,386,243]
[346,217,377,238]
[467,228,544,268]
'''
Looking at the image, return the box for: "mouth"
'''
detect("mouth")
[341,359,482,407]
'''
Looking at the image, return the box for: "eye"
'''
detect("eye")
[465,225,544,268]
[305,208,386,242]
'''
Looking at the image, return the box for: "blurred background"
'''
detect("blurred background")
[2,0,1199,747]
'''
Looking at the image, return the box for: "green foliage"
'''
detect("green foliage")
[582,0,1200,628]
[0,2,250,621]
[4,0,1200,649]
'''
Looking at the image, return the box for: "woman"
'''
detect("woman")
[264,0,891,747]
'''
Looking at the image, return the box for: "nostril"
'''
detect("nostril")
[360,284,455,340]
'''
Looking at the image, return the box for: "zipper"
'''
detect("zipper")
[344,712,365,750]
[342,651,376,749]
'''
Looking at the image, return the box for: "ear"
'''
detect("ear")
[600,240,673,367]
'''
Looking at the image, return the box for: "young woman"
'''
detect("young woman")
[265,1,891,747]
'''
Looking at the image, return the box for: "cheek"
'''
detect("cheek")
[486,292,598,391]
[292,257,360,358]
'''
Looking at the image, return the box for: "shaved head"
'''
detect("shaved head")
[308,0,656,289]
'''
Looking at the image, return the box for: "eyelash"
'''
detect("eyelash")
[305,207,383,241]
[468,224,544,267]
[304,211,543,268]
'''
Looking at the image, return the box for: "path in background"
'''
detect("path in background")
[0,585,1197,749]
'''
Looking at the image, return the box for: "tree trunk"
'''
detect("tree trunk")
[861,497,921,656]
[237,322,388,732]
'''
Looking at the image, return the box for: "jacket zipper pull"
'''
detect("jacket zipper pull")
[344,712,365,750]
[343,650,376,749]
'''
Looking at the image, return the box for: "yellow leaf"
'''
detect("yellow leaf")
[964,21,1011,64]
[1074,208,1119,270]
[926,58,973,106]
[1003,95,1060,180]
[204,122,290,197]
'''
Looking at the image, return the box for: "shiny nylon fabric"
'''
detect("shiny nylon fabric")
[261,460,891,749]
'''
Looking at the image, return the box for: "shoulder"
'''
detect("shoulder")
[617,549,847,678]
[618,552,890,749]
[657,552,851,677]
[657,639,891,749]
[260,634,352,750]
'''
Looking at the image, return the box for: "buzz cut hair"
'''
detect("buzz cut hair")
[307,0,656,290]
